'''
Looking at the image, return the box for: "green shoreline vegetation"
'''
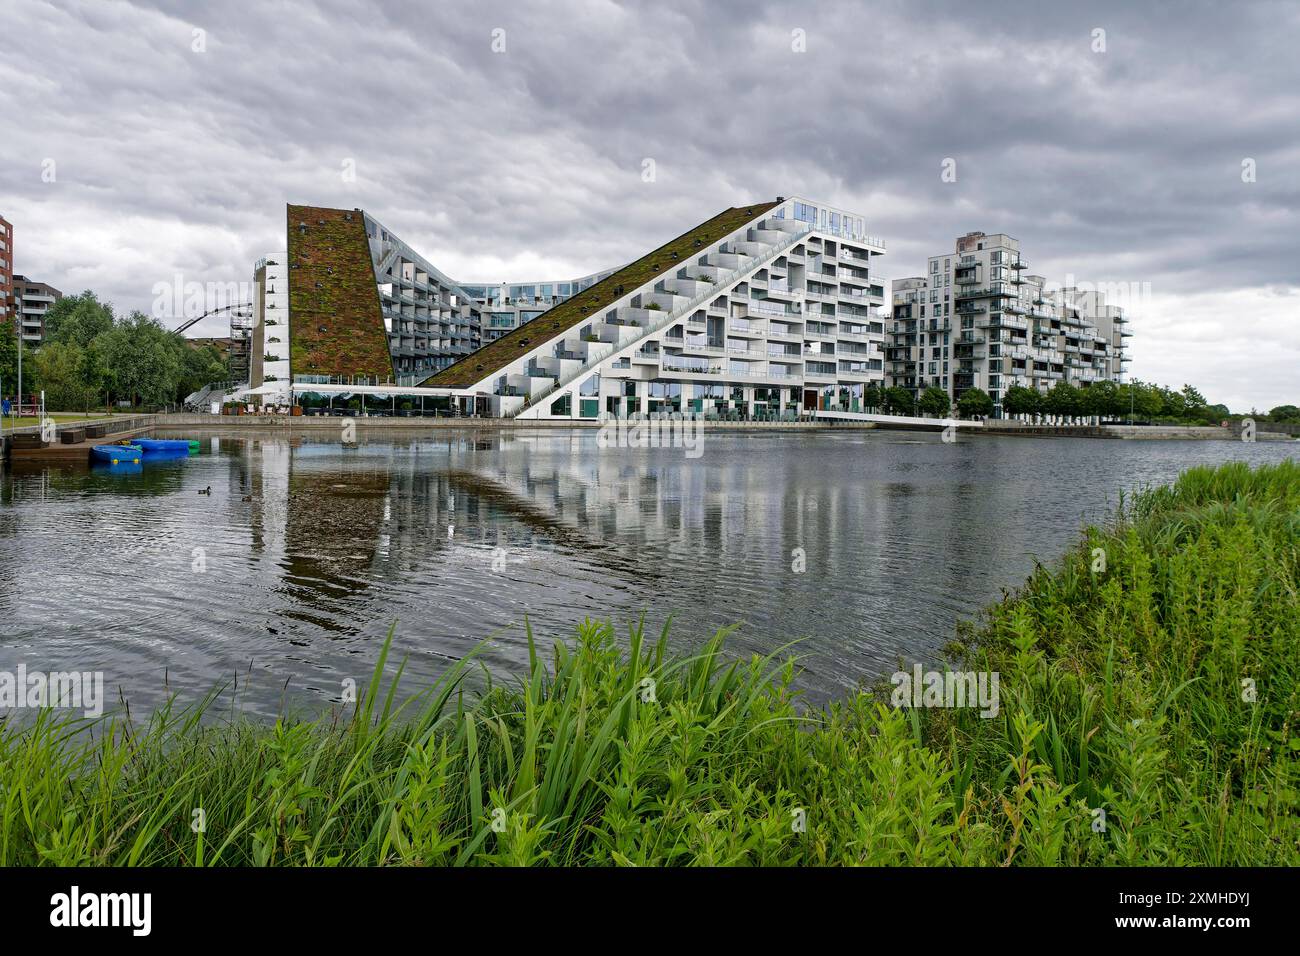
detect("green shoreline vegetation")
[1,460,1296,865]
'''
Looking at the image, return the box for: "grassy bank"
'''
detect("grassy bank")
[2,461,1297,865]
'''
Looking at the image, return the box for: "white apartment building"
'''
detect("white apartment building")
[457,272,618,343]
[888,231,1129,415]
[365,214,484,380]
[424,196,888,419]
[225,198,890,417]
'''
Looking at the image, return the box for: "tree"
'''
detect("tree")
[78,338,112,411]
[1159,385,1187,420]
[42,291,115,349]
[862,383,881,412]
[175,341,226,402]
[956,387,993,419]
[882,386,915,415]
[1132,381,1164,422]
[99,312,181,407]
[1042,382,1083,421]
[1082,380,1119,421]
[1205,403,1231,424]
[1002,384,1042,420]
[1267,404,1300,424]
[1181,385,1208,419]
[31,341,97,411]
[0,322,17,397]
[918,385,951,417]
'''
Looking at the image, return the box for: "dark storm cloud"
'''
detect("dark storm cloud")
[0,0,1296,408]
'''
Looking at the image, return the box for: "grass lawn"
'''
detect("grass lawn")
[4,412,138,427]
[1,460,1296,865]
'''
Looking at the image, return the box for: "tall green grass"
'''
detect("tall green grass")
[2,460,1297,865]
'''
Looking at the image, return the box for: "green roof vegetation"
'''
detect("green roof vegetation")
[287,205,394,382]
[422,200,780,389]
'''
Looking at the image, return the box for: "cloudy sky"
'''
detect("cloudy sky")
[1,0,1296,410]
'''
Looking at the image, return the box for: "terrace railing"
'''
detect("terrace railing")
[521,226,813,411]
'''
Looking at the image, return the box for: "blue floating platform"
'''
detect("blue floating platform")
[91,444,142,464]
[134,438,192,455]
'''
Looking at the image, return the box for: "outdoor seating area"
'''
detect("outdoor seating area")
[220,403,303,417]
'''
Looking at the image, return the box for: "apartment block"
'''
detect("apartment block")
[422,197,888,419]
[0,215,12,324]
[888,231,1129,415]
[233,197,889,419]
[12,275,63,347]
[458,271,617,343]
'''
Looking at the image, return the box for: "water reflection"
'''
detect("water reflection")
[0,429,1293,717]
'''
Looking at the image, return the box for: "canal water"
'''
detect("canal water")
[1,429,1294,717]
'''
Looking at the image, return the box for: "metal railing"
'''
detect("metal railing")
[522,228,813,410]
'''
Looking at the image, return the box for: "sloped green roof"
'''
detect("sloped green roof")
[422,200,780,389]
[287,204,394,382]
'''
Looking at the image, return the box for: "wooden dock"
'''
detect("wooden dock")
[2,416,157,463]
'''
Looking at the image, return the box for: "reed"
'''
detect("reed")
[1,460,1296,865]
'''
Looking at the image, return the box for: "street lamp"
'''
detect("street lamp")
[15,312,21,419]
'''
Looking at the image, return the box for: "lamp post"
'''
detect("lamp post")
[15,313,21,419]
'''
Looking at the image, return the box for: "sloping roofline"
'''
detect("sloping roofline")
[421,200,780,389]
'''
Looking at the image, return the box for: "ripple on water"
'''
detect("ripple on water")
[0,431,1293,716]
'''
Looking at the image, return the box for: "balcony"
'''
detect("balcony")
[662,357,723,375]
[748,299,801,318]
[838,363,879,379]
[682,338,725,354]
[956,286,1011,301]
[990,312,1029,331]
